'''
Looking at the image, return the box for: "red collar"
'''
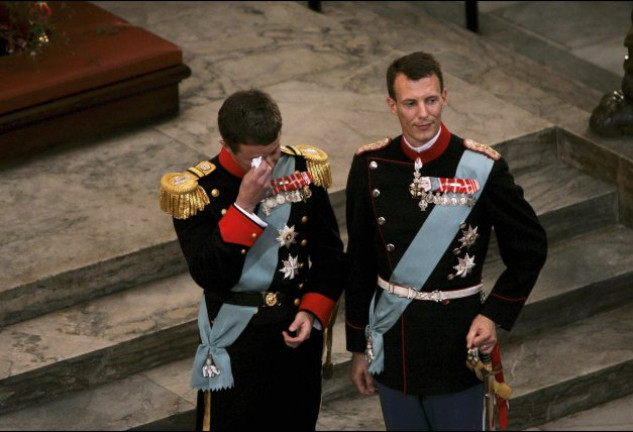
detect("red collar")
[219,147,247,178]
[400,123,451,163]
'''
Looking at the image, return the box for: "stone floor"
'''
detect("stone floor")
[106,1,633,430]
[2,1,633,430]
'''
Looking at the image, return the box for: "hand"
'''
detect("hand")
[235,160,272,213]
[283,310,314,348]
[466,314,497,354]
[350,352,377,395]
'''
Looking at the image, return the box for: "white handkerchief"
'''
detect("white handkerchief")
[251,156,262,169]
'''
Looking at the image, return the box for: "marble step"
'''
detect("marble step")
[488,224,633,339]
[0,273,201,416]
[2,221,633,417]
[0,131,203,328]
[502,300,633,430]
[2,289,633,431]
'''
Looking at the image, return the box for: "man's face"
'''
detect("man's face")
[387,73,447,147]
[223,136,282,173]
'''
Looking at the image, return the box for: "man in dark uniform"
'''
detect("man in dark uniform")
[160,89,346,431]
[345,51,547,430]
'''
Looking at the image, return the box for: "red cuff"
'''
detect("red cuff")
[300,292,337,328]
[218,205,264,247]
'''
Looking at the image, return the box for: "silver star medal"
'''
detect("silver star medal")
[276,225,297,248]
[458,225,479,249]
[453,253,476,277]
[279,254,299,279]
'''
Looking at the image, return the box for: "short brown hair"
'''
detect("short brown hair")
[217,89,282,152]
[386,51,444,99]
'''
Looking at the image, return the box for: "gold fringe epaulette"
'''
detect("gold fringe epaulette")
[355,138,391,155]
[463,139,501,161]
[159,161,216,220]
[284,144,332,189]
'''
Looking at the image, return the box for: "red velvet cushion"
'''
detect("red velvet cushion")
[0,1,183,115]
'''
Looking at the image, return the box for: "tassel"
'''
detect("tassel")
[159,171,210,220]
[294,144,332,189]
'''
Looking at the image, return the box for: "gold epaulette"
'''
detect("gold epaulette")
[283,144,332,189]
[463,138,501,161]
[355,138,391,155]
[159,161,216,220]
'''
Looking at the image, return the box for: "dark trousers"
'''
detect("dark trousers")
[195,320,324,431]
[377,381,485,431]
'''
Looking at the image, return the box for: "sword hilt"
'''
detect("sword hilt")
[466,348,512,400]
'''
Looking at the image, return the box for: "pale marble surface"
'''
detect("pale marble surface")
[2,1,633,430]
[0,273,201,414]
[0,0,555,322]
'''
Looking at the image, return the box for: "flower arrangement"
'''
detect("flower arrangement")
[0,1,53,56]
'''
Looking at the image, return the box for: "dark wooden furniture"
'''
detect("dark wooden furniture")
[0,1,191,163]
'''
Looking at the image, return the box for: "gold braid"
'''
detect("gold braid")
[292,144,332,189]
[159,161,215,219]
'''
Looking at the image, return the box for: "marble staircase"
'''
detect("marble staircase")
[1,1,633,430]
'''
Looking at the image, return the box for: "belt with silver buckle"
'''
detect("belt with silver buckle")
[377,276,483,302]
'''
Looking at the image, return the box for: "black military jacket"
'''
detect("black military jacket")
[172,146,346,328]
[345,125,547,395]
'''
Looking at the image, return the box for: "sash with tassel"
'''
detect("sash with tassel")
[191,155,295,391]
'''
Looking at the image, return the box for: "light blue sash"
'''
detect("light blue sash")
[191,155,295,391]
[367,150,494,374]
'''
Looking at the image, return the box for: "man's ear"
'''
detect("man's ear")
[387,97,397,115]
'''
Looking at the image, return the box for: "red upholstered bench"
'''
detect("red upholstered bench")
[0,1,191,163]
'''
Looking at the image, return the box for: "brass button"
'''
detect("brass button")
[294,298,301,307]
[252,232,257,238]
[372,189,381,198]
[221,208,227,215]
[298,283,304,290]
[386,243,395,252]
[241,249,246,255]
[377,217,386,225]
[265,292,278,307]
[301,216,308,223]
[369,161,378,169]
[301,239,308,247]
[211,189,220,198]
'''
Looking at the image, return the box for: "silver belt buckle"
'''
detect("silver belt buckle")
[430,290,442,303]
[407,287,414,300]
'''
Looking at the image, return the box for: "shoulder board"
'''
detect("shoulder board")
[355,138,391,155]
[284,144,332,189]
[463,139,501,161]
[159,161,215,220]
[281,145,298,156]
